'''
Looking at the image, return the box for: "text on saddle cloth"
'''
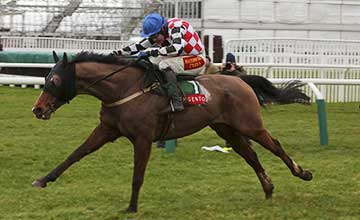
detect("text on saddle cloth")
[177,80,207,105]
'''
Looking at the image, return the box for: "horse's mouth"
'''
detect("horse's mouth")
[40,108,54,120]
[32,103,57,120]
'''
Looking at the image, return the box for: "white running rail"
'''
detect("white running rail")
[238,63,360,102]
[225,38,360,65]
[2,62,360,102]
[222,38,360,102]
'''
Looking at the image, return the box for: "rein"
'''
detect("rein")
[83,57,159,107]
[84,58,140,91]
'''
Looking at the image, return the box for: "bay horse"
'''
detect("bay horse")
[32,51,313,213]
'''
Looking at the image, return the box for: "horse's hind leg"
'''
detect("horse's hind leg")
[232,139,274,199]
[210,124,274,199]
[252,130,313,181]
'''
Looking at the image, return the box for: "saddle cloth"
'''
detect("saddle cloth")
[177,80,207,105]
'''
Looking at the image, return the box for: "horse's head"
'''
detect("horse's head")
[32,51,76,120]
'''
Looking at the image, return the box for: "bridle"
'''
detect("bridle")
[43,62,76,103]
[45,56,159,107]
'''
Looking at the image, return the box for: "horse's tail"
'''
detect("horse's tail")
[240,75,311,106]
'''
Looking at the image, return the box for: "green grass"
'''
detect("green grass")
[0,86,359,220]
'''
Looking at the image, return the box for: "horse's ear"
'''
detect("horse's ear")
[53,51,59,63]
[63,52,68,65]
[44,70,50,78]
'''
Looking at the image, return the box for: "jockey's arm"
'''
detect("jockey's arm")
[119,38,153,55]
[158,25,185,56]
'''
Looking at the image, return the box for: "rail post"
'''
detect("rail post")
[165,139,177,153]
[307,82,329,145]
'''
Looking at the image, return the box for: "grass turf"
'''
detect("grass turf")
[0,87,359,220]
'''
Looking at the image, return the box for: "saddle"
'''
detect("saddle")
[137,59,207,106]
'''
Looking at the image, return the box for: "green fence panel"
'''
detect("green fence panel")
[0,51,74,63]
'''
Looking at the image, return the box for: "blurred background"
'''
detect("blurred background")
[1,0,360,60]
[1,0,360,103]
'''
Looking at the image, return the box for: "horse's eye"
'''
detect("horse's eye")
[50,76,61,87]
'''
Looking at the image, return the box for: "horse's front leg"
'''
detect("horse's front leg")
[32,123,120,188]
[126,138,152,213]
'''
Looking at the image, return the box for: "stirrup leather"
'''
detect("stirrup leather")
[170,99,184,112]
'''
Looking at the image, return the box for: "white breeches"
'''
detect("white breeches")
[150,54,206,75]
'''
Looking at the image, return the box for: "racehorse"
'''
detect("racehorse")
[32,51,313,213]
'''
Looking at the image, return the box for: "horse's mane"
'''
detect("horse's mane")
[71,51,162,87]
[71,51,134,66]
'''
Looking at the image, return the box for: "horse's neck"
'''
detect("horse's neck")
[75,62,144,103]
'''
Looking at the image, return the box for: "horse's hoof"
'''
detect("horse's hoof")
[265,185,274,199]
[265,193,272,199]
[124,206,137,213]
[263,183,274,199]
[301,170,313,181]
[32,179,47,188]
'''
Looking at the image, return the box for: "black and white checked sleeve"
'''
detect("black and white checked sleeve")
[158,24,185,56]
[120,38,153,55]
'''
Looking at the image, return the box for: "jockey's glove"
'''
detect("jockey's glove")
[138,50,160,59]
[148,49,160,57]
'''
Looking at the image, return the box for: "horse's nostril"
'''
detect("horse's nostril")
[32,107,42,115]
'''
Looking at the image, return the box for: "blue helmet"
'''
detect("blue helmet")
[140,13,166,37]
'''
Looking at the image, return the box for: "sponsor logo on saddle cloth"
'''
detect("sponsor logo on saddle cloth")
[182,56,205,70]
[177,80,207,105]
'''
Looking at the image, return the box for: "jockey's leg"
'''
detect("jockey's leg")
[163,68,184,112]
[152,54,206,112]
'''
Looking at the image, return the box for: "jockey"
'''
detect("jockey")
[113,13,206,112]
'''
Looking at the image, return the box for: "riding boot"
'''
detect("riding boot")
[163,68,184,112]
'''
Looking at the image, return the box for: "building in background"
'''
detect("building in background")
[200,0,360,40]
[197,0,360,61]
